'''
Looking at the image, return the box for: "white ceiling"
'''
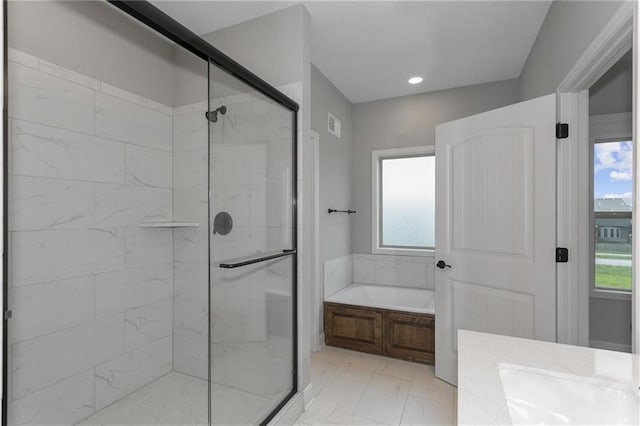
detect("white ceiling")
[152,1,551,103]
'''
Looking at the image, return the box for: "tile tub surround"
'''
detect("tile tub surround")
[297,346,456,425]
[324,253,434,300]
[457,330,640,425]
[8,48,173,425]
[324,254,354,298]
[354,253,435,290]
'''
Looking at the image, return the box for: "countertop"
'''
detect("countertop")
[457,330,640,425]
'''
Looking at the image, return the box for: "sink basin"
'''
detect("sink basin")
[498,364,640,425]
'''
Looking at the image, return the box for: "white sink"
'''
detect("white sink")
[498,363,640,425]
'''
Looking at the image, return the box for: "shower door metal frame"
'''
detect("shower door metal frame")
[2,0,8,424]
[0,1,299,425]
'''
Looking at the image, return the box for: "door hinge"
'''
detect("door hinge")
[556,122,569,139]
[4,310,12,320]
[556,247,569,263]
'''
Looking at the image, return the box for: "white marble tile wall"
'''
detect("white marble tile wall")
[7,49,173,425]
[354,254,435,290]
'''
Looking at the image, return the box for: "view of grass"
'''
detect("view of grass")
[595,264,632,290]
[595,253,632,260]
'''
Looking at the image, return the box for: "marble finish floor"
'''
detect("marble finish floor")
[77,372,275,425]
[296,347,456,425]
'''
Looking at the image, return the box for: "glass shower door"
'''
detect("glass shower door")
[207,61,296,425]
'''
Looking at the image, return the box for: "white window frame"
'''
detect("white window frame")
[590,113,633,300]
[371,145,435,257]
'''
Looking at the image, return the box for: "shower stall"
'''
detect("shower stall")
[4,1,298,425]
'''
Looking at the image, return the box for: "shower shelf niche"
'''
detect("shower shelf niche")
[139,221,200,228]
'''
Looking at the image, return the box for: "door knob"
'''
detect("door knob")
[436,260,452,269]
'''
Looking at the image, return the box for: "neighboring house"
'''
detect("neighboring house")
[595,198,632,243]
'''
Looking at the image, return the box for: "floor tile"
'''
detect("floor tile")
[300,347,457,426]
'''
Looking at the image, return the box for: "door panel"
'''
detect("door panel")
[435,94,557,385]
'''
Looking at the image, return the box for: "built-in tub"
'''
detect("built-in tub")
[325,283,435,315]
[324,283,435,364]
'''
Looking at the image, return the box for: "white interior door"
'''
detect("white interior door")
[435,94,557,385]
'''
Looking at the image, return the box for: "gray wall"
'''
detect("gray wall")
[351,79,520,253]
[589,51,632,115]
[8,0,175,106]
[519,1,626,100]
[201,5,306,89]
[311,65,353,265]
[590,298,632,348]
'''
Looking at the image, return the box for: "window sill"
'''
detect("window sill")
[590,288,632,301]
[372,246,435,257]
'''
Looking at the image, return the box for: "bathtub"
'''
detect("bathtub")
[325,283,435,315]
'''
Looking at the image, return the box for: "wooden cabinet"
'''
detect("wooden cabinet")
[384,312,434,364]
[324,302,434,365]
[324,303,383,354]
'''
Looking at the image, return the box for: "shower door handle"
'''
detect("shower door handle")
[218,249,297,269]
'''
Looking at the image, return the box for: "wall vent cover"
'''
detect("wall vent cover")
[328,112,341,138]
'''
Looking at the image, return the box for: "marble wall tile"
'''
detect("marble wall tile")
[9,276,95,344]
[95,92,172,151]
[125,145,172,188]
[352,254,435,290]
[12,314,125,399]
[173,109,209,152]
[375,258,428,288]
[173,149,208,188]
[124,227,172,268]
[173,262,208,301]
[8,369,94,426]
[173,334,208,381]
[221,99,292,145]
[11,228,124,287]
[95,263,172,317]
[9,176,96,231]
[95,184,171,227]
[38,59,100,91]
[323,255,353,298]
[211,143,267,188]
[11,120,125,184]
[353,254,376,284]
[173,298,208,341]
[173,185,208,223]
[125,298,172,352]
[94,336,172,411]
[173,228,207,264]
[100,82,167,112]
[8,62,94,134]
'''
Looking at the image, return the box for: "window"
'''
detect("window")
[593,140,633,293]
[372,146,435,255]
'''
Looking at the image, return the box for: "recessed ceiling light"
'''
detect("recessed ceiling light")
[408,76,423,85]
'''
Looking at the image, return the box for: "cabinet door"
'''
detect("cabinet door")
[384,312,434,364]
[324,303,383,353]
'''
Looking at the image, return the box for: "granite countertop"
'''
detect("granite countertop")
[457,330,640,425]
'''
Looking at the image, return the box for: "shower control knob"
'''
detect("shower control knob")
[436,260,452,269]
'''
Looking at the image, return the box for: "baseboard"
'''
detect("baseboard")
[267,392,304,425]
[589,339,632,353]
[303,382,315,410]
[318,333,326,350]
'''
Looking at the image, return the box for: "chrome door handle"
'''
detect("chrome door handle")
[436,260,452,269]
